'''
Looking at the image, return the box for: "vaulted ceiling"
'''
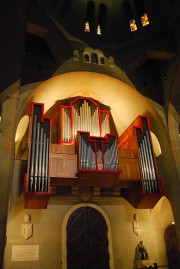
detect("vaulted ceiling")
[0,0,179,113]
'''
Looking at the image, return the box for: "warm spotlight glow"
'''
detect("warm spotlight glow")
[171,221,175,225]
[150,131,162,157]
[27,72,159,138]
[15,115,29,142]
[15,115,29,157]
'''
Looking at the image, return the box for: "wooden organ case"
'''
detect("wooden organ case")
[24,97,163,209]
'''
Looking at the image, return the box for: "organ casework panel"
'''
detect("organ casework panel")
[24,102,53,194]
[59,96,111,144]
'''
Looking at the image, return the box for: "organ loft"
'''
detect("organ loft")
[23,96,162,209]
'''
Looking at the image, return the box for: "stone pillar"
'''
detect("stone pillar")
[0,81,19,267]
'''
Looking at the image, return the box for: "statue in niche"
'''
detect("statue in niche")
[21,214,33,240]
[137,241,149,260]
[73,50,80,61]
[132,213,142,236]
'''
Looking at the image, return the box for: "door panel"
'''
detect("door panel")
[164,224,180,269]
[67,207,110,269]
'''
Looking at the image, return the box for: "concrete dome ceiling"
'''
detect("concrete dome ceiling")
[37,0,179,48]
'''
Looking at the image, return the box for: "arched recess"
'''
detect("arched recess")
[168,102,180,181]
[15,115,29,158]
[18,71,166,137]
[150,131,162,157]
[62,203,114,269]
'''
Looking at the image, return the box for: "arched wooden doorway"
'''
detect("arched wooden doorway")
[164,224,180,269]
[67,206,110,269]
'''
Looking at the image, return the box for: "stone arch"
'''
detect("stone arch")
[168,102,180,182]
[150,131,162,157]
[62,203,114,269]
[15,115,29,158]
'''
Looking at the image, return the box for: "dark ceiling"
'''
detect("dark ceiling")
[0,0,180,113]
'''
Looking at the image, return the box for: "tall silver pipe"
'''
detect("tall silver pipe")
[29,115,37,191]
[44,137,49,192]
[145,130,159,193]
[143,137,155,193]
[34,122,40,191]
[41,133,46,191]
[141,140,152,193]
[38,127,44,191]
[139,145,148,193]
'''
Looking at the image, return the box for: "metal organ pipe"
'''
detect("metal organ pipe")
[44,137,49,192]
[38,127,44,191]
[29,115,37,191]
[138,146,147,193]
[34,122,40,191]
[41,133,47,192]
[101,113,110,137]
[145,130,159,193]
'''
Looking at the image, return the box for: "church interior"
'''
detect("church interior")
[0,1,180,268]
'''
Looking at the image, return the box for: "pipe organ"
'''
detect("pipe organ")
[24,97,162,209]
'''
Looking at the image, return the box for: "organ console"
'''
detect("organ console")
[24,97,162,209]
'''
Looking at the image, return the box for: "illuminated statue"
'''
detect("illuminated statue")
[137,241,149,260]
[21,214,33,240]
[132,214,142,236]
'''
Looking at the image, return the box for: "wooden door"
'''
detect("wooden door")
[164,224,180,269]
[67,207,110,269]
